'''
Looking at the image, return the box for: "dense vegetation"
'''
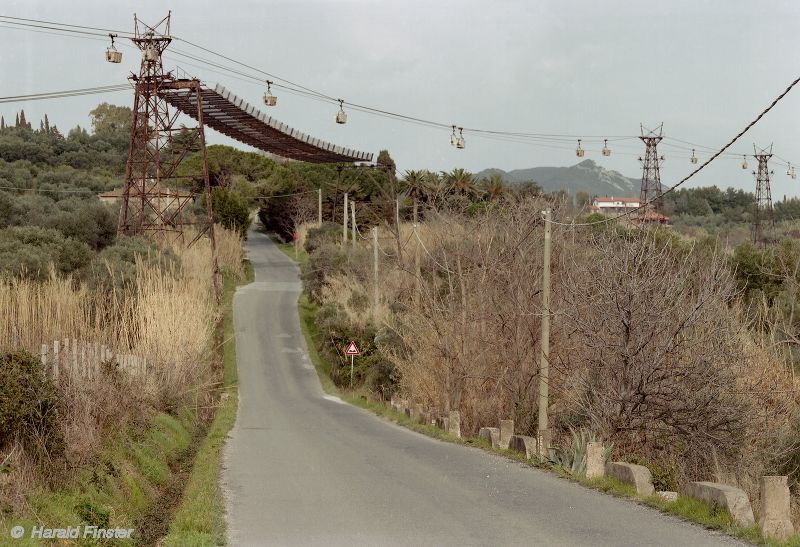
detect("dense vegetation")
[662,185,800,243]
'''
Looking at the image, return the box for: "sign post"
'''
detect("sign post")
[344,340,360,388]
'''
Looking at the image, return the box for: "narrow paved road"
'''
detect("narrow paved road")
[222,228,741,546]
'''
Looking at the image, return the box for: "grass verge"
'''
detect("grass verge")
[0,410,194,546]
[284,246,799,547]
[160,260,254,546]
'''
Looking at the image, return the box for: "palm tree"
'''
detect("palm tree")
[401,169,430,223]
[425,171,449,208]
[445,168,480,198]
[481,174,506,201]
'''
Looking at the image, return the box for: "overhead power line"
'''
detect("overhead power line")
[545,73,800,228]
[0,84,131,104]
[0,14,797,169]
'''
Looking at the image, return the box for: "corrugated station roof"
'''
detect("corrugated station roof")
[161,82,373,164]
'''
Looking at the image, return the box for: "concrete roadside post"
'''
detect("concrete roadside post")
[586,442,605,479]
[500,419,514,449]
[448,410,461,438]
[537,208,552,457]
[759,475,794,540]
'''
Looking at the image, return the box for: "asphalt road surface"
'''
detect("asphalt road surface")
[222,228,742,547]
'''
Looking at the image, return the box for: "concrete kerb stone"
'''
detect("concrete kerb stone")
[759,475,794,540]
[585,442,605,479]
[448,411,461,438]
[499,419,514,449]
[605,462,655,496]
[411,403,423,422]
[683,481,755,527]
[508,435,537,459]
[478,427,500,448]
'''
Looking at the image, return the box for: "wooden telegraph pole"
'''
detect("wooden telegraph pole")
[373,226,379,319]
[537,208,552,457]
[342,193,348,245]
[318,188,322,227]
[351,202,357,250]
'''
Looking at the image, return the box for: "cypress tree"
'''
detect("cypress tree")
[44,114,50,134]
[19,110,27,128]
[15,113,19,127]
[0,116,4,130]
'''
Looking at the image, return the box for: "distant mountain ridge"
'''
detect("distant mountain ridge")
[476,159,639,197]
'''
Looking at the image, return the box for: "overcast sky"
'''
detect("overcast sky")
[2,0,800,196]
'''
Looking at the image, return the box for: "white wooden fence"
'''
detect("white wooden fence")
[39,338,148,382]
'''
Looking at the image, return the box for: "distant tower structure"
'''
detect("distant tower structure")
[637,124,665,223]
[751,144,774,247]
[118,13,220,297]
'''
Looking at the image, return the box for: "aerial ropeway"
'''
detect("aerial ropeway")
[161,82,373,163]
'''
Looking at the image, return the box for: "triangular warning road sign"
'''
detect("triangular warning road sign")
[344,340,360,356]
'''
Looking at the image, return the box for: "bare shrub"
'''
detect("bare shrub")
[386,198,559,435]
[557,231,797,488]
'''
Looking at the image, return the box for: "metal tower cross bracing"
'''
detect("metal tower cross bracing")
[117,13,220,297]
[752,144,774,247]
[637,124,665,221]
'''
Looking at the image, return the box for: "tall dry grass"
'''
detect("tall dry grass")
[0,225,244,500]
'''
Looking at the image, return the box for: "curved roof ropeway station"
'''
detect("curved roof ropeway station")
[162,82,373,164]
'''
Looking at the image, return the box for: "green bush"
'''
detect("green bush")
[0,225,92,279]
[211,187,251,235]
[0,351,63,459]
[304,222,342,254]
[301,242,347,302]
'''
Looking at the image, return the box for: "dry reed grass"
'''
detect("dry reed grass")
[0,226,243,504]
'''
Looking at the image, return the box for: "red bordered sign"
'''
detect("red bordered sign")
[344,340,360,356]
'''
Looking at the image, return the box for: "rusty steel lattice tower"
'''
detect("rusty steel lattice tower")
[637,124,665,219]
[752,144,774,247]
[118,13,220,298]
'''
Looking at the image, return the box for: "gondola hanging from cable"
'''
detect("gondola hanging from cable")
[455,127,465,149]
[601,139,611,157]
[690,149,698,164]
[335,99,347,124]
[576,139,584,158]
[741,155,748,170]
[263,81,277,107]
[105,33,122,63]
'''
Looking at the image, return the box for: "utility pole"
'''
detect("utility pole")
[318,188,322,227]
[333,166,341,222]
[351,202,356,250]
[342,193,348,245]
[752,144,774,247]
[637,123,665,224]
[413,199,420,301]
[373,226,379,319]
[537,208,552,457]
